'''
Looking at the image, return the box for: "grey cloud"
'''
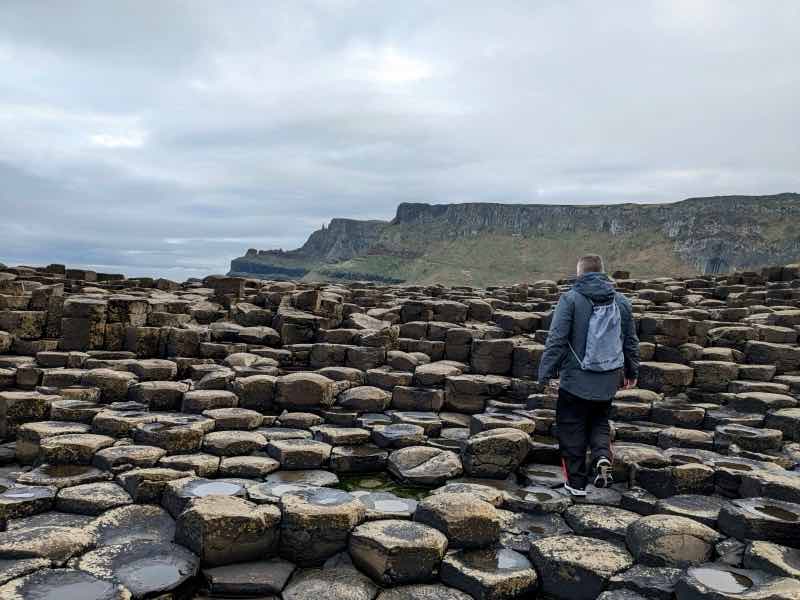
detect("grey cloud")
[1,1,798,279]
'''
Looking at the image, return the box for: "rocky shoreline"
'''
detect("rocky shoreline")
[0,261,799,599]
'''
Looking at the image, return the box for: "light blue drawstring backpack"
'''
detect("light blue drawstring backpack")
[569,297,624,372]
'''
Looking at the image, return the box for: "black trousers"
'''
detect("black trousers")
[556,388,612,489]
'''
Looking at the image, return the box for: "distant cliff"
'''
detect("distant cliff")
[230,193,800,285]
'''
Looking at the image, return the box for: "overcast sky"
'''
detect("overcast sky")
[1,1,799,279]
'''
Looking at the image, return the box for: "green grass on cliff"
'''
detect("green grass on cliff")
[306,228,695,286]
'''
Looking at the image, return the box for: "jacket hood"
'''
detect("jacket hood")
[573,272,616,303]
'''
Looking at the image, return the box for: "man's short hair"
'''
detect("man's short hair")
[577,254,604,275]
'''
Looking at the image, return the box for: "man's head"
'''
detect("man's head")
[577,254,604,276]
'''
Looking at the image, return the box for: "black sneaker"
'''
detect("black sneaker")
[593,457,613,488]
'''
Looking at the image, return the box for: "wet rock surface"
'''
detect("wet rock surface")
[0,567,130,600]
[75,541,199,598]
[0,263,800,598]
[530,534,634,600]
[349,519,447,584]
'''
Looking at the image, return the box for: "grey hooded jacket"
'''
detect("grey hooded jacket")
[537,272,639,401]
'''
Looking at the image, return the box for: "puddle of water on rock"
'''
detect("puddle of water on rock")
[27,574,115,600]
[116,557,185,594]
[464,548,525,571]
[691,567,753,593]
[190,481,242,496]
[337,473,429,500]
[371,498,414,513]
[265,483,310,497]
[309,488,349,505]
[357,478,384,489]
[754,504,799,521]
[4,490,37,499]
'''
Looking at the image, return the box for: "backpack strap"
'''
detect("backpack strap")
[567,340,583,368]
[566,294,594,369]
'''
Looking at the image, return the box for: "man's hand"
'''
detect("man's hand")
[623,377,637,389]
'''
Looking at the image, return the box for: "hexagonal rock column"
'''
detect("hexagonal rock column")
[55,481,132,515]
[372,424,426,449]
[39,433,115,464]
[92,444,166,472]
[440,547,538,600]
[470,339,515,375]
[203,430,267,457]
[0,568,129,600]
[280,487,365,566]
[91,409,157,438]
[0,391,56,440]
[81,368,137,402]
[0,485,56,520]
[377,584,473,600]
[714,424,783,453]
[675,564,800,600]
[461,427,530,478]
[728,392,797,413]
[116,467,193,503]
[738,469,800,504]
[176,495,281,566]
[231,374,277,412]
[718,497,800,547]
[161,477,249,518]
[529,535,634,600]
[134,422,205,454]
[638,362,694,394]
[128,381,188,411]
[689,360,739,392]
[15,421,91,464]
[388,446,463,487]
[606,564,683,599]
[349,519,448,584]
[282,554,379,600]
[743,541,800,579]
[563,505,641,544]
[626,514,722,567]
[202,557,295,596]
[744,340,800,373]
[338,385,392,412]
[203,407,264,430]
[275,372,335,411]
[75,540,200,598]
[89,504,176,547]
[267,438,332,469]
[0,524,96,564]
[414,492,500,548]
[181,390,238,413]
[764,408,800,442]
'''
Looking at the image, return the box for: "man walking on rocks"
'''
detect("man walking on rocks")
[538,254,639,496]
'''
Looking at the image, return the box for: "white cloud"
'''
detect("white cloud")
[89,131,147,148]
[0,1,798,279]
[346,44,434,84]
